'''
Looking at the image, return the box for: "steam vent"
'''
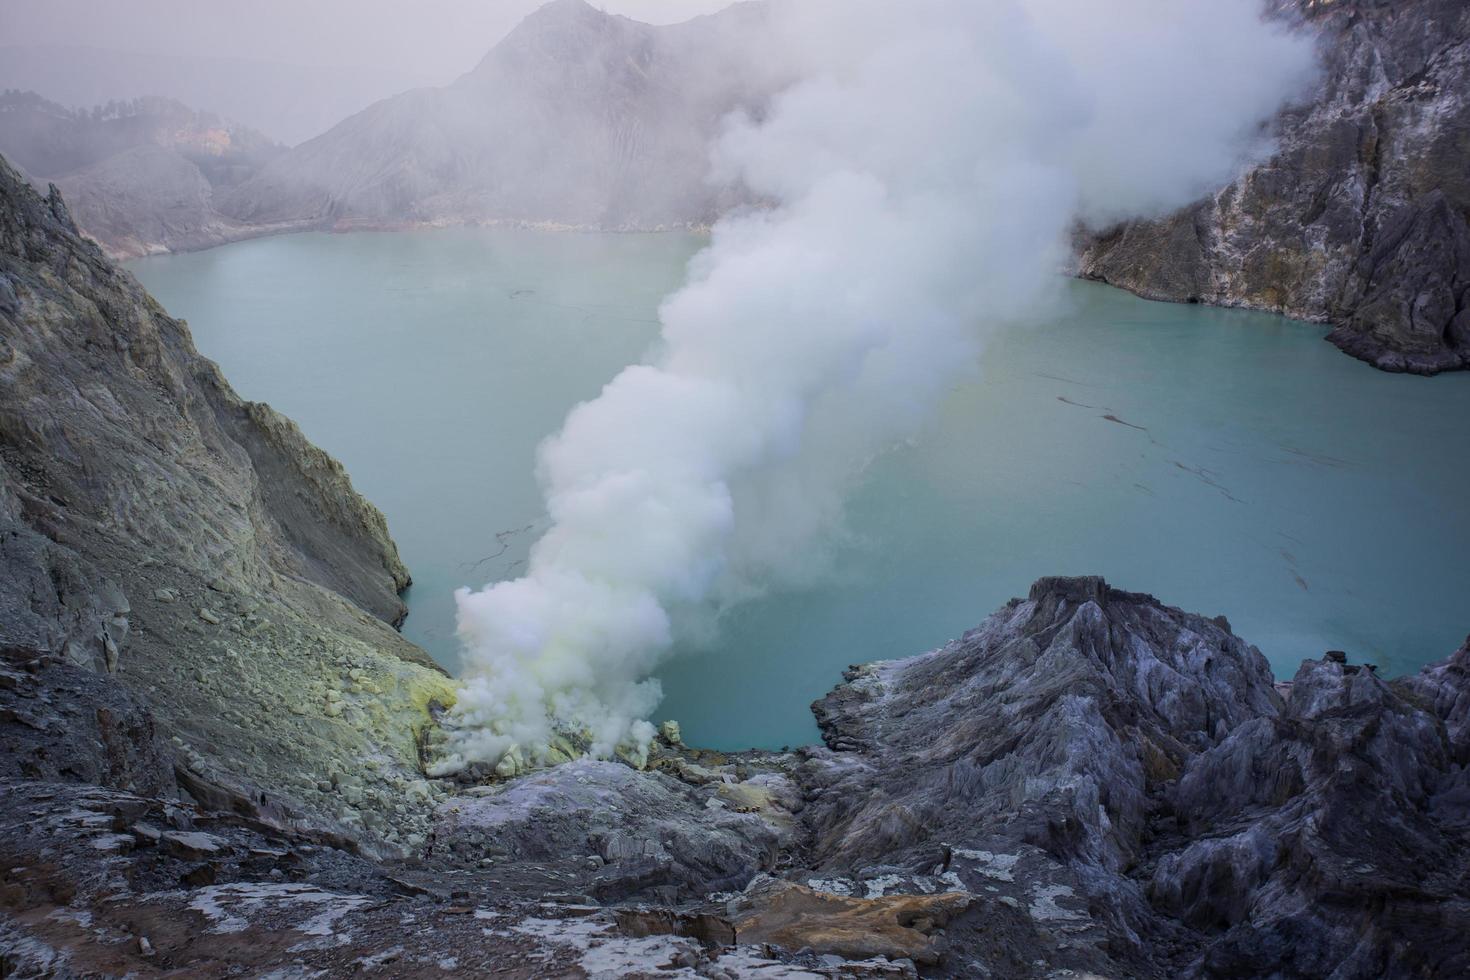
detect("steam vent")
[2,0,1468,976]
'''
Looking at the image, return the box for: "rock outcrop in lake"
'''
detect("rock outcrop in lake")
[1078,0,1470,374]
[0,91,286,259]
[3,156,1468,976]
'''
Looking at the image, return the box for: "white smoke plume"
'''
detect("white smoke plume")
[434,0,1315,774]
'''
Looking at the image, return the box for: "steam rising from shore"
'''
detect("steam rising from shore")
[435,0,1314,773]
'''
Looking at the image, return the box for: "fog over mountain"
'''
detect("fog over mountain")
[218,1,783,233]
[0,90,287,256]
[0,0,731,144]
[0,46,432,148]
[0,1,766,256]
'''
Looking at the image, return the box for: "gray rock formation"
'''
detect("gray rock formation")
[217,0,780,234]
[795,577,1470,977]
[428,757,798,902]
[0,151,456,851]
[0,91,284,258]
[0,780,849,979]
[1078,0,1470,374]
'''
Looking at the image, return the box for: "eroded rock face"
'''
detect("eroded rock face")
[1329,189,1470,371]
[1155,653,1470,978]
[0,651,176,796]
[793,576,1470,977]
[1078,0,1470,374]
[0,152,454,846]
[804,576,1279,874]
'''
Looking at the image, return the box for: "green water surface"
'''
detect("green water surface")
[130,228,1470,750]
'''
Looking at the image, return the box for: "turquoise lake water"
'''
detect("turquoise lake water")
[130,228,1470,750]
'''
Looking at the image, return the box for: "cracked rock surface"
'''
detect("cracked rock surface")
[1077,0,1470,374]
[791,577,1470,977]
[0,152,454,849]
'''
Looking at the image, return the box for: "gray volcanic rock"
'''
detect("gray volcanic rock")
[805,576,1279,872]
[219,0,781,234]
[1329,189,1470,371]
[0,781,842,978]
[1155,653,1470,978]
[0,653,177,796]
[429,758,797,902]
[0,152,457,846]
[1402,634,1470,753]
[2,569,1468,975]
[1078,0,1470,374]
[794,576,1470,977]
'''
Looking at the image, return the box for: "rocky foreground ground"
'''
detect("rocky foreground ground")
[3,150,1469,976]
[4,574,1469,978]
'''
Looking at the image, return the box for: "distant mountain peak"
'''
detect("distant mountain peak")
[529,0,603,17]
[469,0,640,76]
[505,0,622,39]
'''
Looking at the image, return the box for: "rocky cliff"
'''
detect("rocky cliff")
[1078,0,1470,374]
[0,152,456,852]
[799,577,1470,977]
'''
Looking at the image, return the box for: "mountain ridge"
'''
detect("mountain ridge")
[216,0,779,235]
[0,89,288,257]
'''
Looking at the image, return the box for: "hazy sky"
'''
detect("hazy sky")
[0,0,733,79]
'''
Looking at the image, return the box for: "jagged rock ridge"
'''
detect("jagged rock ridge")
[797,576,1470,977]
